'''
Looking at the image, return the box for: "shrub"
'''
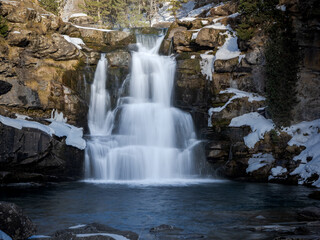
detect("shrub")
[38,0,59,15]
[0,16,8,38]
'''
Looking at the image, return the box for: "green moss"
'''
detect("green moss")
[62,59,86,92]
[38,0,59,15]
[270,129,279,144]
[211,118,231,128]
[0,16,8,38]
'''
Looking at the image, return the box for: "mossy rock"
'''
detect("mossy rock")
[177,58,201,74]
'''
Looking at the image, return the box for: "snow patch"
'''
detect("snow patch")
[63,35,85,50]
[199,24,242,80]
[208,88,265,127]
[50,109,67,123]
[210,88,265,113]
[191,55,195,59]
[247,153,275,173]
[0,230,12,240]
[70,13,88,18]
[215,31,241,60]
[76,233,130,240]
[283,119,320,187]
[200,50,215,81]
[186,3,214,18]
[276,5,286,11]
[12,31,21,34]
[15,113,31,120]
[229,112,275,149]
[69,224,87,229]
[268,166,287,180]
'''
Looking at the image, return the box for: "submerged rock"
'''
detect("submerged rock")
[308,191,320,200]
[149,224,183,233]
[53,223,139,240]
[297,207,320,221]
[0,202,36,240]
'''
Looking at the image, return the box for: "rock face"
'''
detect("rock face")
[0,123,84,184]
[0,0,96,126]
[0,202,36,240]
[283,0,320,123]
[164,0,320,187]
[60,0,86,22]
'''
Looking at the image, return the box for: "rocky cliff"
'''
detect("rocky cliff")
[0,0,138,184]
[162,0,320,187]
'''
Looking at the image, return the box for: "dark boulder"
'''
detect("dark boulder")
[0,123,84,184]
[0,81,12,96]
[297,207,320,221]
[0,202,36,240]
[149,224,182,233]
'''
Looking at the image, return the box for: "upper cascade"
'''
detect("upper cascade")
[85,32,206,183]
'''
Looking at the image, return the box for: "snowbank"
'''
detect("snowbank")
[63,35,86,50]
[0,111,86,150]
[246,153,275,173]
[283,119,320,187]
[229,112,275,148]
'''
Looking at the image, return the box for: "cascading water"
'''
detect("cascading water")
[85,32,205,183]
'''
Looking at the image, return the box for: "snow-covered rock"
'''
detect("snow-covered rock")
[229,112,275,149]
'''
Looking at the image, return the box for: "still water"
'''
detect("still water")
[0,181,318,239]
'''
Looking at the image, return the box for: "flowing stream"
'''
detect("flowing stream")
[85,32,206,183]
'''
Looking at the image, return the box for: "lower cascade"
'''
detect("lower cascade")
[85,33,204,182]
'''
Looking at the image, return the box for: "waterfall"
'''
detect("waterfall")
[85,32,204,183]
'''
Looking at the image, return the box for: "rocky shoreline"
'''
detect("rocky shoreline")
[1,200,320,240]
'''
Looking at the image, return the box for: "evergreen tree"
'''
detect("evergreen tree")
[265,16,300,126]
[169,0,185,19]
[38,0,60,14]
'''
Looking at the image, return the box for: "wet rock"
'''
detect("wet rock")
[7,30,32,47]
[53,223,139,240]
[195,28,226,48]
[308,191,320,200]
[297,207,320,221]
[173,30,193,47]
[0,123,84,184]
[0,202,36,240]
[69,15,95,25]
[0,81,12,96]
[245,47,265,65]
[104,31,136,46]
[149,224,182,233]
[214,57,239,73]
[208,2,238,17]
[0,79,41,108]
[106,51,130,67]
